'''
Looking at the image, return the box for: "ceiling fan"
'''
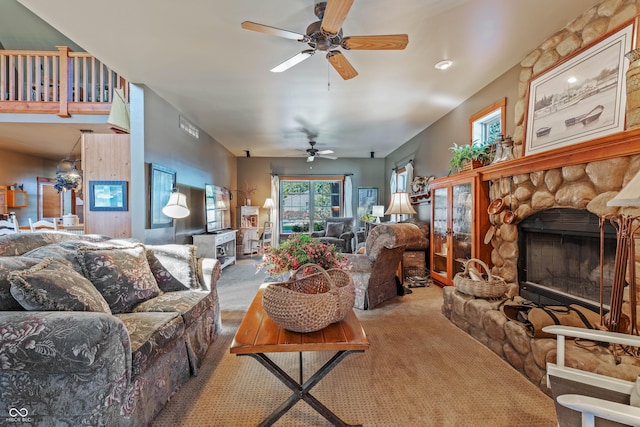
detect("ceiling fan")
[305,140,337,162]
[241,0,409,80]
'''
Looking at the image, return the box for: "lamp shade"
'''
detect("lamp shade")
[162,190,190,219]
[608,169,640,207]
[385,192,416,215]
[263,198,275,209]
[107,87,130,134]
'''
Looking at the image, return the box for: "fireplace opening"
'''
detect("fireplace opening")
[517,208,618,312]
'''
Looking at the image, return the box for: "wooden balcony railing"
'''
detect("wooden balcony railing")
[0,46,128,117]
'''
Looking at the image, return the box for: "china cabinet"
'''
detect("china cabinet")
[430,171,491,286]
[237,206,259,255]
[0,186,7,215]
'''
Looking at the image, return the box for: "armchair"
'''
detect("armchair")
[311,217,355,253]
[345,223,425,309]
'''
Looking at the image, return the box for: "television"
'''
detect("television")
[205,184,231,233]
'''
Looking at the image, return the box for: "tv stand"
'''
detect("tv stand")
[192,229,237,270]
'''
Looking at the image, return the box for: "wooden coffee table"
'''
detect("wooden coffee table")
[230,283,370,427]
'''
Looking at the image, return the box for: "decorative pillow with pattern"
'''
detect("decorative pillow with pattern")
[145,244,200,291]
[0,256,42,310]
[326,222,344,238]
[77,244,162,313]
[9,257,111,313]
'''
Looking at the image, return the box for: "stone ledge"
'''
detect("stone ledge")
[442,286,640,396]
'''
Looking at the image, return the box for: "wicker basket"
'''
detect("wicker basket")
[262,264,355,333]
[453,258,507,298]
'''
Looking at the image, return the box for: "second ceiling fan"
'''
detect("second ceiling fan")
[241,0,409,80]
[305,140,337,162]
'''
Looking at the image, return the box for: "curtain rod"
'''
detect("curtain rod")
[271,173,353,177]
[392,159,413,171]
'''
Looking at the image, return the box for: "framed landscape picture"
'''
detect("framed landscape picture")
[357,187,378,219]
[524,19,635,156]
[89,181,128,211]
[150,163,176,228]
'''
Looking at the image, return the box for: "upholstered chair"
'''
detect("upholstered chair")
[310,217,355,253]
[344,223,425,309]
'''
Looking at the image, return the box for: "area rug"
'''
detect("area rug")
[152,259,557,426]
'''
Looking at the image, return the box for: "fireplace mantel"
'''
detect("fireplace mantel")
[477,128,640,181]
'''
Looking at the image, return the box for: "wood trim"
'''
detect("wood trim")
[478,127,640,181]
[469,97,506,145]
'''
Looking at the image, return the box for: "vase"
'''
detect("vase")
[625,48,640,129]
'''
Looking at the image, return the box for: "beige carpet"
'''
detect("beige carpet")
[153,259,557,426]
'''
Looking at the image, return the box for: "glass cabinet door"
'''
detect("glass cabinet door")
[432,186,449,277]
[451,182,473,276]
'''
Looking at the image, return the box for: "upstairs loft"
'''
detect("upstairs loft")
[0,46,128,117]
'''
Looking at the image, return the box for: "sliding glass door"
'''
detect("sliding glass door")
[280,179,342,234]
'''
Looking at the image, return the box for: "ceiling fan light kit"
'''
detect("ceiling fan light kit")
[241,0,409,80]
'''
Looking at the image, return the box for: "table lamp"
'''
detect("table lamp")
[371,205,385,223]
[385,192,416,221]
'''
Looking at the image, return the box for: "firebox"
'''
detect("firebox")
[517,208,618,312]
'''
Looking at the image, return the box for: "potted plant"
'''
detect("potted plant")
[257,233,351,277]
[448,142,491,174]
[53,174,80,193]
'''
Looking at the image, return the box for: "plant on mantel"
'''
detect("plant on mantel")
[448,141,492,174]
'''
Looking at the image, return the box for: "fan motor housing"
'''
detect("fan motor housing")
[306,21,342,51]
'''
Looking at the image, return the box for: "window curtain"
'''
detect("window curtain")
[270,175,279,247]
[405,162,414,192]
[389,170,398,222]
[344,175,353,217]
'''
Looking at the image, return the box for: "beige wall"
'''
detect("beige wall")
[0,148,57,225]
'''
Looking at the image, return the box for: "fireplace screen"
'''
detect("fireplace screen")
[518,208,617,308]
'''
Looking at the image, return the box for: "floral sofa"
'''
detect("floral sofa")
[0,232,221,426]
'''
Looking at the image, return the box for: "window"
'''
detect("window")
[470,98,506,146]
[279,178,343,234]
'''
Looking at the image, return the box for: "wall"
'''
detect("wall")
[236,156,386,225]
[139,86,237,244]
[0,148,56,225]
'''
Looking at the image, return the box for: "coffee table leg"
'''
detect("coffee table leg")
[243,351,362,427]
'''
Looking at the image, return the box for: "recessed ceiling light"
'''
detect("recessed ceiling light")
[434,60,453,70]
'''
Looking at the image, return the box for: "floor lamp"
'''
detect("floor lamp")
[263,198,274,222]
[163,188,190,243]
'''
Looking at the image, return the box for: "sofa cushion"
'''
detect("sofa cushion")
[133,290,213,327]
[145,244,200,291]
[0,232,110,256]
[115,312,185,378]
[23,243,85,274]
[326,222,344,238]
[9,258,111,313]
[78,244,162,314]
[0,256,42,310]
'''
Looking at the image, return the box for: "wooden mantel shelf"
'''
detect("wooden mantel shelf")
[475,128,640,181]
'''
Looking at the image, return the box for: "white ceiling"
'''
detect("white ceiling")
[4,0,600,160]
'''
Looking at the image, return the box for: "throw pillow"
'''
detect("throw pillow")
[77,244,162,313]
[325,222,344,238]
[145,244,200,291]
[0,256,42,310]
[9,257,111,313]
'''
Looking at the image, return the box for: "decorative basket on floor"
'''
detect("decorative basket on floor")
[453,258,507,298]
[262,263,355,333]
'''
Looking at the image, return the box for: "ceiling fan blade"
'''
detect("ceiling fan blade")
[342,34,409,50]
[317,149,334,155]
[319,154,338,160]
[307,155,315,163]
[326,51,358,80]
[241,21,308,41]
[321,0,354,36]
[271,50,315,73]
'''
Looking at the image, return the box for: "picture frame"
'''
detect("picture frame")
[357,187,378,219]
[89,180,128,211]
[524,19,636,156]
[150,163,176,228]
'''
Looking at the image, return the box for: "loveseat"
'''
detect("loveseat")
[0,231,221,426]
